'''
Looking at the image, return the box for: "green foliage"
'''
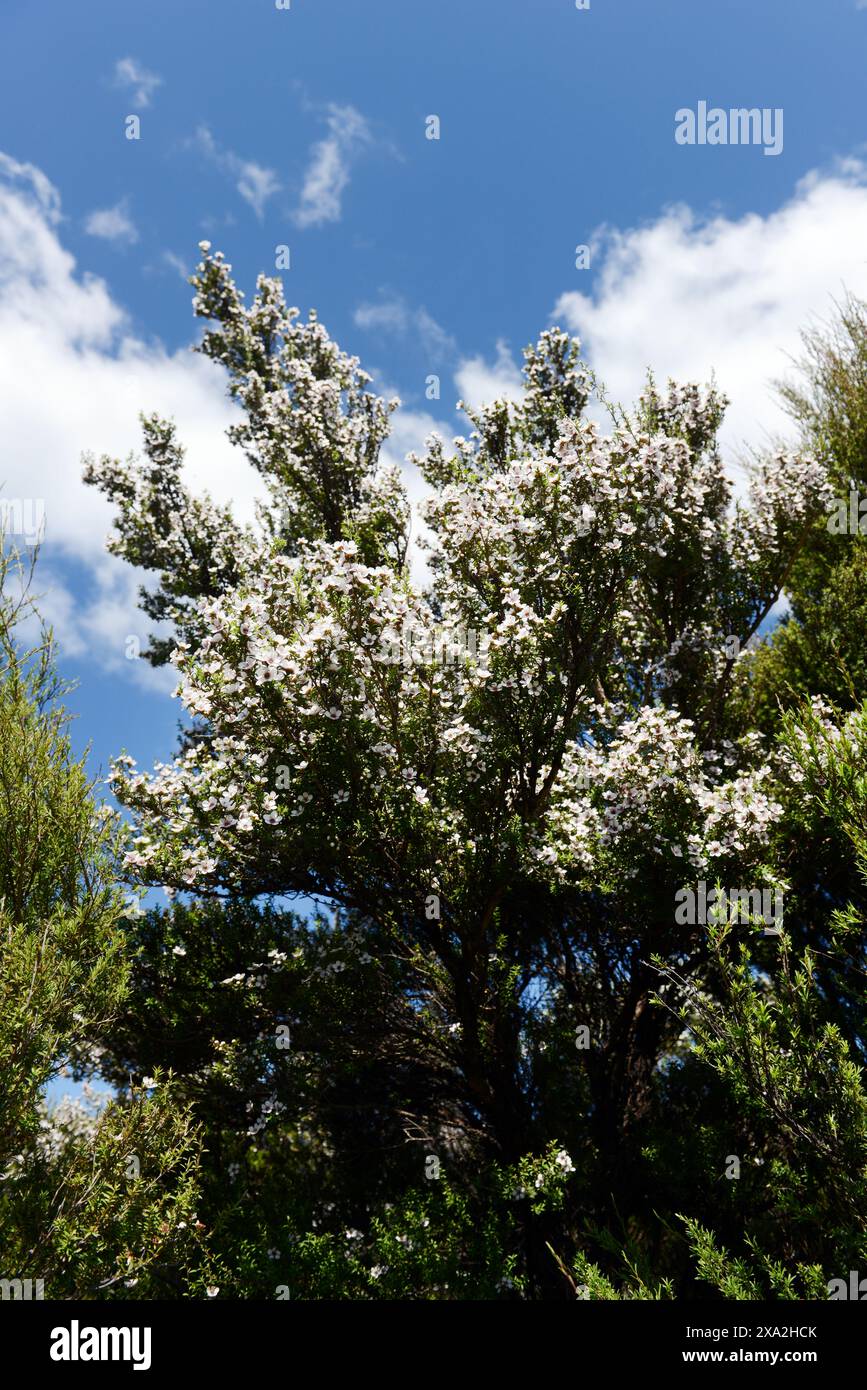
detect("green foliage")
[48,281,867,1298]
[683,1220,828,1301]
[0,544,210,1298]
[744,296,867,728]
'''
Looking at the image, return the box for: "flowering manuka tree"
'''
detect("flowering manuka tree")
[84,245,840,1297]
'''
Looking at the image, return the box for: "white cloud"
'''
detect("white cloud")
[26,564,176,694]
[354,294,455,361]
[293,104,371,229]
[0,151,60,221]
[236,164,280,221]
[189,126,280,221]
[114,57,162,109]
[84,198,138,245]
[0,152,450,676]
[0,154,259,681]
[355,299,409,334]
[552,159,867,467]
[453,339,524,410]
[415,309,456,362]
[9,147,867,680]
[380,402,451,587]
[162,250,189,279]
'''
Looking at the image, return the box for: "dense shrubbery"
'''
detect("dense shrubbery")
[5,257,867,1299]
[0,548,211,1299]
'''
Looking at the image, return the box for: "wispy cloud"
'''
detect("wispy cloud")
[293,104,371,228]
[162,251,189,280]
[189,126,280,221]
[84,198,138,245]
[113,57,162,109]
[0,151,61,220]
[354,294,456,361]
[355,300,408,334]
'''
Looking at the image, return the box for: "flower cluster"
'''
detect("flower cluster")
[529,707,784,883]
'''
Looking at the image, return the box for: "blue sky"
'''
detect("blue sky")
[1,0,867,789]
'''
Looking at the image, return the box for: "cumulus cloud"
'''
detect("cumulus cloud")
[0,152,449,680]
[84,198,138,245]
[453,339,525,410]
[293,104,371,229]
[552,159,867,466]
[189,126,280,221]
[7,146,867,679]
[354,294,456,361]
[25,563,176,694]
[113,57,162,109]
[0,154,257,682]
